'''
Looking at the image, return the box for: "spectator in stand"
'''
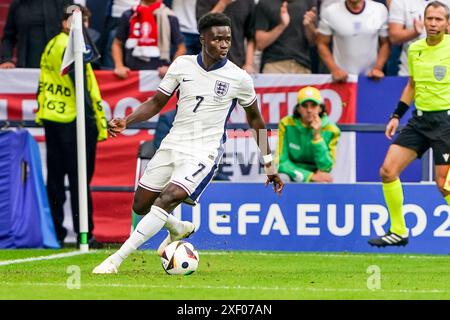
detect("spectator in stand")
[380,0,402,76]
[255,0,318,74]
[196,0,256,73]
[99,0,139,69]
[112,0,186,79]
[389,0,450,76]
[0,0,73,69]
[165,0,201,55]
[316,0,390,82]
[276,86,340,183]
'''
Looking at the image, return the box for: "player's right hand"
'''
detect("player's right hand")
[385,118,399,140]
[108,118,126,137]
[264,163,284,195]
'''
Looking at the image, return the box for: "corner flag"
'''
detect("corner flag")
[61,10,100,76]
[60,8,90,252]
[60,10,84,76]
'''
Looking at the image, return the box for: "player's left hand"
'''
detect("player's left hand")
[264,164,284,195]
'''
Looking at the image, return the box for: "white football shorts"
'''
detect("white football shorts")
[138,148,219,205]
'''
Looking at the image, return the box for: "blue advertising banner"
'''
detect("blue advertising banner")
[143,183,450,254]
[356,76,421,182]
[0,130,59,248]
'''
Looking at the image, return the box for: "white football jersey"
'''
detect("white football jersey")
[157,55,257,160]
[318,0,388,75]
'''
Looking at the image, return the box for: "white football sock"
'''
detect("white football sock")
[164,214,185,235]
[109,206,169,267]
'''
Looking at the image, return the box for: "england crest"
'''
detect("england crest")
[214,80,229,96]
[434,65,446,81]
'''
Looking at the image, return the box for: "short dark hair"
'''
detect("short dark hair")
[197,12,232,34]
[63,4,92,21]
[425,1,449,20]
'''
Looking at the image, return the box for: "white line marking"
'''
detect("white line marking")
[0,251,92,266]
[0,282,448,294]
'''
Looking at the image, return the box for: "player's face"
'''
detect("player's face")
[424,6,449,37]
[202,26,232,61]
[298,101,320,124]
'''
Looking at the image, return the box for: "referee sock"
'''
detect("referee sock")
[383,179,408,237]
[110,206,168,267]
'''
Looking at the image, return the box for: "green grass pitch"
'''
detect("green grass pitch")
[0,249,449,300]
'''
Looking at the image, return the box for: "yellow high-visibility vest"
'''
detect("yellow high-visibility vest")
[36,32,108,141]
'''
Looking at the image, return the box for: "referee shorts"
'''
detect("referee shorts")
[393,109,450,165]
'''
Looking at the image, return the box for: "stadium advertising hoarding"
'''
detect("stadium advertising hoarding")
[141,183,450,254]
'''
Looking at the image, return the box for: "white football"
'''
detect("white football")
[160,240,199,275]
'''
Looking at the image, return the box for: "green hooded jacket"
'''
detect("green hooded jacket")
[276,114,340,182]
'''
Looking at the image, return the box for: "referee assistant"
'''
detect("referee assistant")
[369,1,450,247]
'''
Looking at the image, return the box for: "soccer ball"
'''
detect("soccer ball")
[160,240,199,275]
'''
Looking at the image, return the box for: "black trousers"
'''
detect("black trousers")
[43,119,98,243]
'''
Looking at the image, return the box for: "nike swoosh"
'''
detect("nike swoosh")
[185,176,194,183]
[136,230,146,236]
[182,78,193,82]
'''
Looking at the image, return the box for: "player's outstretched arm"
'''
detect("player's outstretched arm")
[108,91,171,137]
[244,101,284,195]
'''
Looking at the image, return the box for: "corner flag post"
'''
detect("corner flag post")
[72,9,89,252]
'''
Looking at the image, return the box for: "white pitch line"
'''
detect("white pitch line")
[0,282,449,294]
[199,251,450,260]
[0,251,92,266]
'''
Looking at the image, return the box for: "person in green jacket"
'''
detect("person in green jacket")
[276,86,340,183]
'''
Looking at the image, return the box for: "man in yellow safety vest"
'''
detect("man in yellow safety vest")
[36,5,107,247]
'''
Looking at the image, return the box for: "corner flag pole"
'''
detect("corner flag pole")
[72,9,89,252]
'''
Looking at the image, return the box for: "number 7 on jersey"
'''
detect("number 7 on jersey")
[193,96,204,113]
